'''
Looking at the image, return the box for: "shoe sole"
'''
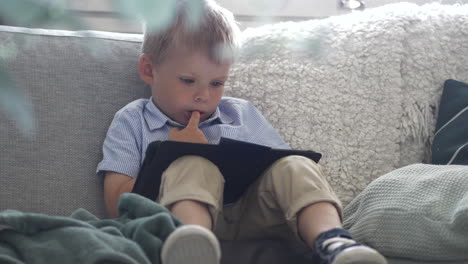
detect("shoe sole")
[332,246,388,264]
[161,225,221,264]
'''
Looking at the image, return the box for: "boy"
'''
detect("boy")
[97,1,387,264]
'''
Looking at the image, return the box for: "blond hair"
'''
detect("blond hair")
[142,0,240,65]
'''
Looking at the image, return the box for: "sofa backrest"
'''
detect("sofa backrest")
[1,3,468,217]
[0,28,148,217]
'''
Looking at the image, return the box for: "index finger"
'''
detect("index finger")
[186,111,200,128]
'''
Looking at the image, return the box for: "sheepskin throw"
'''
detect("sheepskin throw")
[226,3,468,205]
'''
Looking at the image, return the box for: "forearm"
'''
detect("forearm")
[104,172,136,218]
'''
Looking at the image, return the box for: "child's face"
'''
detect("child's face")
[141,47,231,126]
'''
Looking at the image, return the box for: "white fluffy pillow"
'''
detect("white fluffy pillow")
[226,3,468,205]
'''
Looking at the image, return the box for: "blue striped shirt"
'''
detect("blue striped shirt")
[97,96,289,178]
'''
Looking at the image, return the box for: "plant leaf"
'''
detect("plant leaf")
[0,67,35,135]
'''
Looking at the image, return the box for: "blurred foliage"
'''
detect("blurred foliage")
[0,0,82,29]
[111,0,204,33]
[0,0,201,134]
[113,0,177,32]
[0,67,35,134]
[0,0,84,134]
[0,0,319,134]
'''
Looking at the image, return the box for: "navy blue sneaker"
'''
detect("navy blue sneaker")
[315,228,387,264]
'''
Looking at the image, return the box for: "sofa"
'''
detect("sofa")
[1,2,468,264]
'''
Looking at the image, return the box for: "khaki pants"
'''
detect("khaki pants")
[157,155,342,252]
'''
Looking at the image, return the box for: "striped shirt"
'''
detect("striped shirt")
[97,96,289,178]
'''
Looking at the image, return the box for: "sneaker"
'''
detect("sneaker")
[320,237,387,264]
[315,228,387,264]
[161,225,221,264]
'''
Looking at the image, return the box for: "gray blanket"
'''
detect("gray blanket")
[343,164,468,263]
[0,193,181,264]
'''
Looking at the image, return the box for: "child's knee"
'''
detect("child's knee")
[159,155,225,217]
[165,155,224,182]
[261,155,331,205]
[169,155,219,171]
[269,155,322,180]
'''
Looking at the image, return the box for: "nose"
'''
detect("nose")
[194,85,210,103]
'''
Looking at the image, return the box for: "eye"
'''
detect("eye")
[179,77,195,84]
[210,81,225,87]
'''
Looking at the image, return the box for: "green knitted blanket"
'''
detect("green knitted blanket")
[344,164,468,264]
[0,193,181,264]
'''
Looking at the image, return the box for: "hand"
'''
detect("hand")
[168,111,208,144]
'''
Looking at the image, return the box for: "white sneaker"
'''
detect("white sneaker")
[322,237,387,264]
[161,225,221,264]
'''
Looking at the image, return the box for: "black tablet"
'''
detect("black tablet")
[132,137,321,204]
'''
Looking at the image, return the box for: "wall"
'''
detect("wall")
[55,0,468,32]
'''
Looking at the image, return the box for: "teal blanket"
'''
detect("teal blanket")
[0,193,182,264]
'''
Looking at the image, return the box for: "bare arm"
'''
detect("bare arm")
[103,171,136,218]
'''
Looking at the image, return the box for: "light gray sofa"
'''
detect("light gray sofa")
[1,3,468,264]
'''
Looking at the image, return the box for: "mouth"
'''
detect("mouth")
[185,110,205,121]
[189,110,205,116]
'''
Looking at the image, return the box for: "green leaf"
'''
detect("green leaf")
[112,0,176,32]
[0,0,85,30]
[0,67,35,135]
[111,0,205,33]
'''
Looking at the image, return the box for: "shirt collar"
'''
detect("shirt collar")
[144,97,233,131]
